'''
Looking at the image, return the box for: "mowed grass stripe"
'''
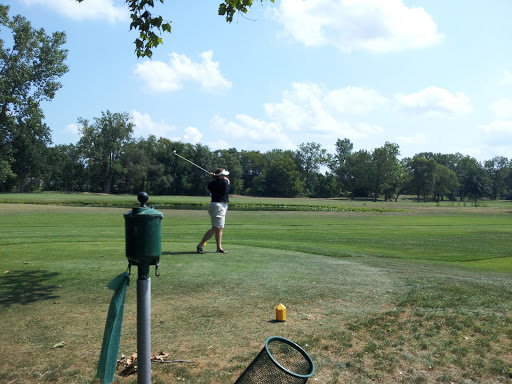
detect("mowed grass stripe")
[1,205,510,268]
[221,211,512,266]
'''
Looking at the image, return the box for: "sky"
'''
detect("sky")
[6,0,512,162]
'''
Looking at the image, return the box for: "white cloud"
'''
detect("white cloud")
[131,111,202,145]
[208,139,231,151]
[66,123,81,138]
[210,114,294,150]
[265,83,386,138]
[395,132,427,146]
[491,98,512,119]
[182,127,202,144]
[481,120,512,136]
[264,97,310,132]
[274,0,443,53]
[131,110,176,139]
[22,0,128,22]
[355,122,384,136]
[324,86,389,114]
[134,51,232,93]
[264,83,322,131]
[212,82,385,151]
[480,120,512,152]
[134,61,182,93]
[395,86,472,116]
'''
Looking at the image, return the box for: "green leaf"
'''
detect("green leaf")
[162,22,171,33]
[150,16,163,27]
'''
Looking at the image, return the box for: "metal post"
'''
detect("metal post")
[124,192,162,384]
[137,273,151,384]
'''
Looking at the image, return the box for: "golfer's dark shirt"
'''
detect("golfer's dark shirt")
[208,179,229,203]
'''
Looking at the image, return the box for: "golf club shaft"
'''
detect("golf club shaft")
[174,152,210,174]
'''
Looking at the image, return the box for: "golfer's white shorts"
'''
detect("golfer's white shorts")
[208,202,228,228]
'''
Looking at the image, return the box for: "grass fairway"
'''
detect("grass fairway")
[0,195,511,383]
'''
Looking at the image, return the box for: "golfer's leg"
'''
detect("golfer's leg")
[199,203,218,249]
[198,227,215,248]
[215,227,223,251]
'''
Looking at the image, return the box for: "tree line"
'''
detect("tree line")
[1,5,511,202]
[2,109,511,202]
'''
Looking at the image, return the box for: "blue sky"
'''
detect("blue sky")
[7,0,512,161]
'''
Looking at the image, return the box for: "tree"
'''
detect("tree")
[484,156,509,200]
[505,166,512,199]
[408,156,437,202]
[78,111,134,194]
[332,138,354,166]
[330,138,354,196]
[432,164,459,202]
[345,150,372,199]
[218,0,275,22]
[239,150,265,195]
[457,156,491,203]
[76,0,274,58]
[264,157,303,197]
[295,142,328,196]
[249,148,298,196]
[369,142,400,201]
[392,159,408,202]
[407,154,460,202]
[154,140,214,195]
[120,137,153,193]
[0,5,68,184]
[315,173,338,198]
[0,158,14,188]
[44,144,85,191]
[10,99,52,192]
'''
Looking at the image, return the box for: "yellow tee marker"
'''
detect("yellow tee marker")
[276,303,286,322]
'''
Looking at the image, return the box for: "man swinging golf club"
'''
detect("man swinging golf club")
[171,150,230,254]
[197,168,230,254]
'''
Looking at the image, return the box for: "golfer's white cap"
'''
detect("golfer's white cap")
[215,169,230,176]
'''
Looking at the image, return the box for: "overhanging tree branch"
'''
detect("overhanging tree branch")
[75,0,274,58]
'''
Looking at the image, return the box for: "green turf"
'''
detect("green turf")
[0,196,511,383]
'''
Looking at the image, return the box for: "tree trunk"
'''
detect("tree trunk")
[18,178,25,193]
[103,168,113,194]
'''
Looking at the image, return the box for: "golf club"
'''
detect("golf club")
[172,150,210,174]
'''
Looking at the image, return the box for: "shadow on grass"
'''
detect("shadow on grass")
[161,251,198,256]
[0,270,61,307]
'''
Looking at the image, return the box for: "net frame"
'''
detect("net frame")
[234,336,315,384]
